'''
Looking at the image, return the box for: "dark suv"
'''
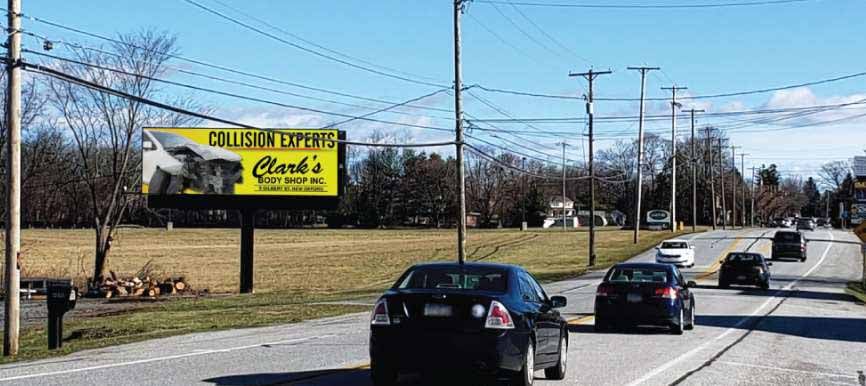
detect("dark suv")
[719,252,772,290]
[771,231,807,262]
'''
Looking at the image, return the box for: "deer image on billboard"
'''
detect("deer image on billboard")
[142,127,345,210]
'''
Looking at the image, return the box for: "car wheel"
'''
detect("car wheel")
[718,279,729,289]
[760,280,770,290]
[370,360,397,386]
[513,340,535,386]
[594,317,608,332]
[800,256,807,262]
[671,307,684,335]
[544,335,567,380]
[684,300,695,330]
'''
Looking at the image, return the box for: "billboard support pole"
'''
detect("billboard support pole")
[240,209,256,294]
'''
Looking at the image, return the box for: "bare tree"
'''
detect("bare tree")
[45,30,204,287]
[818,160,849,191]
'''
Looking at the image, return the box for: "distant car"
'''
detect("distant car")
[796,218,816,231]
[655,239,695,268]
[594,263,696,335]
[816,218,832,228]
[369,262,568,386]
[772,231,807,262]
[719,252,772,290]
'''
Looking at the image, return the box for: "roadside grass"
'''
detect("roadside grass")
[845,281,866,304]
[0,226,704,363]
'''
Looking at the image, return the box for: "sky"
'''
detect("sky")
[20,0,866,185]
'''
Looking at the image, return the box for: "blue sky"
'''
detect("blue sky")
[22,0,866,182]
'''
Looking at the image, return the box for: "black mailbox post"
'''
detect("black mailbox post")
[46,280,77,350]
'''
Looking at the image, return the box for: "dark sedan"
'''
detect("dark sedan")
[594,263,696,334]
[718,252,772,290]
[369,262,568,386]
[772,230,807,262]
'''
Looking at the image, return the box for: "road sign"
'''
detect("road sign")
[854,156,866,177]
[855,221,866,243]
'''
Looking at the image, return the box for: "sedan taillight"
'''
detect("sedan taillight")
[653,287,678,300]
[371,299,390,326]
[484,300,514,329]
[596,283,614,297]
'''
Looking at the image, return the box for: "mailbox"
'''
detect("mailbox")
[46,279,77,350]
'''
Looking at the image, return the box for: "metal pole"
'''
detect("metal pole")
[740,153,748,228]
[4,0,21,357]
[562,141,567,232]
[570,69,610,266]
[718,139,727,230]
[627,66,659,243]
[239,209,255,293]
[751,166,757,227]
[662,86,687,232]
[731,146,739,229]
[521,157,527,230]
[706,127,716,230]
[454,0,467,264]
[685,109,704,232]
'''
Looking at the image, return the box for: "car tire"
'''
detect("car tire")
[671,307,685,335]
[800,256,807,262]
[760,281,770,290]
[370,361,397,386]
[544,335,567,380]
[512,340,535,386]
[594,317,608,332]
[684,299,695,331]
[718,279,729,289]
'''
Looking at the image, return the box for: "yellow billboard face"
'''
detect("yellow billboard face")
[142,128,340,197]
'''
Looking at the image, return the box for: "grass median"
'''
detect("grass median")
[1,226,704,363]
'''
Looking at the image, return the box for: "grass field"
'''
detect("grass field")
[13,227,700,296]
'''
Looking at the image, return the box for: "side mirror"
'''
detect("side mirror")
[689,245,695,249]
[686,281,697,288]
[143,140,155,151]
[550,296,567,309]
[767,262,773,266]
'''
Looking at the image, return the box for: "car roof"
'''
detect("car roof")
[408,262,519,271]
[661,239,690,243]
[612,262,674,271]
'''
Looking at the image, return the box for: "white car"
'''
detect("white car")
[655,239,695,268]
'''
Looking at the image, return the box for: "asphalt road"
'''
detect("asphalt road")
[0,228,863,386]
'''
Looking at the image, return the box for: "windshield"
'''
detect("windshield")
[606,267,670,284]
[726,253,763,265]
[661,241,688,249]
[148,130,195,149]
[396,266,508,292]
[774,232,800,242]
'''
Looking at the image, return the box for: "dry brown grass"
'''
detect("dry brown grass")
[8,227,701,296]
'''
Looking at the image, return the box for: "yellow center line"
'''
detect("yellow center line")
[696,236,746,281]
[567,315,595,325]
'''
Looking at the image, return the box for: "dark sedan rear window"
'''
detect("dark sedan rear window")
[774,232,800,242]
[726,253,763,265]
[606,267,670,284]
[396,266,508,292]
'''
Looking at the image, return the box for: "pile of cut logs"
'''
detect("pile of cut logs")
[99,271,192,299]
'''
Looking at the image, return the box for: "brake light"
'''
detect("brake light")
[596,284,614,297]
[371,299,390,326]
[485,301,514,329]
[653,287,678,300]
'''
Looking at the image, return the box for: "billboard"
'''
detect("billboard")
[142,128,345,209]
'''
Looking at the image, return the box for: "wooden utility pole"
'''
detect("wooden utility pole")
[4,0,21,356]
[705,127,716,230]
[627,66,659,243]
[740,153,749,227]
[569,69,611,266]
[662,86,687,232]
[731,146,741,228]
[454,0,467,263]
[718,138,727,230]
[684,109,704,232]
[562,141,567,232]
[751,166,758,228]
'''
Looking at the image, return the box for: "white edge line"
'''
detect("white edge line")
[0,334,337,383]
[625,230,836,386]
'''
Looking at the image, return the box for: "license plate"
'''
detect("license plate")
[627,293,643,303]
[737,275,747,281]
[424,303,453,317]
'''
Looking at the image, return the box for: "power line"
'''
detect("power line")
[18,14,454,113]
[506,0,592,65]
[476,0,813,9]
[181,0,447,88]
[465,12,549,67]
[21,61,457,148]
[487,2,566,62]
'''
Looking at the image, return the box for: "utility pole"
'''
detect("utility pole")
[4,0,21,356]
[569,69,611,266]
[731,146,740,229]
[684,109,704,232]
[751,166,758,228]
[718,138,727,230]
[562,141,567,232]
[627,66,659,243]
[453,0,467,264]
[705,127,716,230]
[662,85,687,232]
[521,157,527,231]
[740,153,749,228]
